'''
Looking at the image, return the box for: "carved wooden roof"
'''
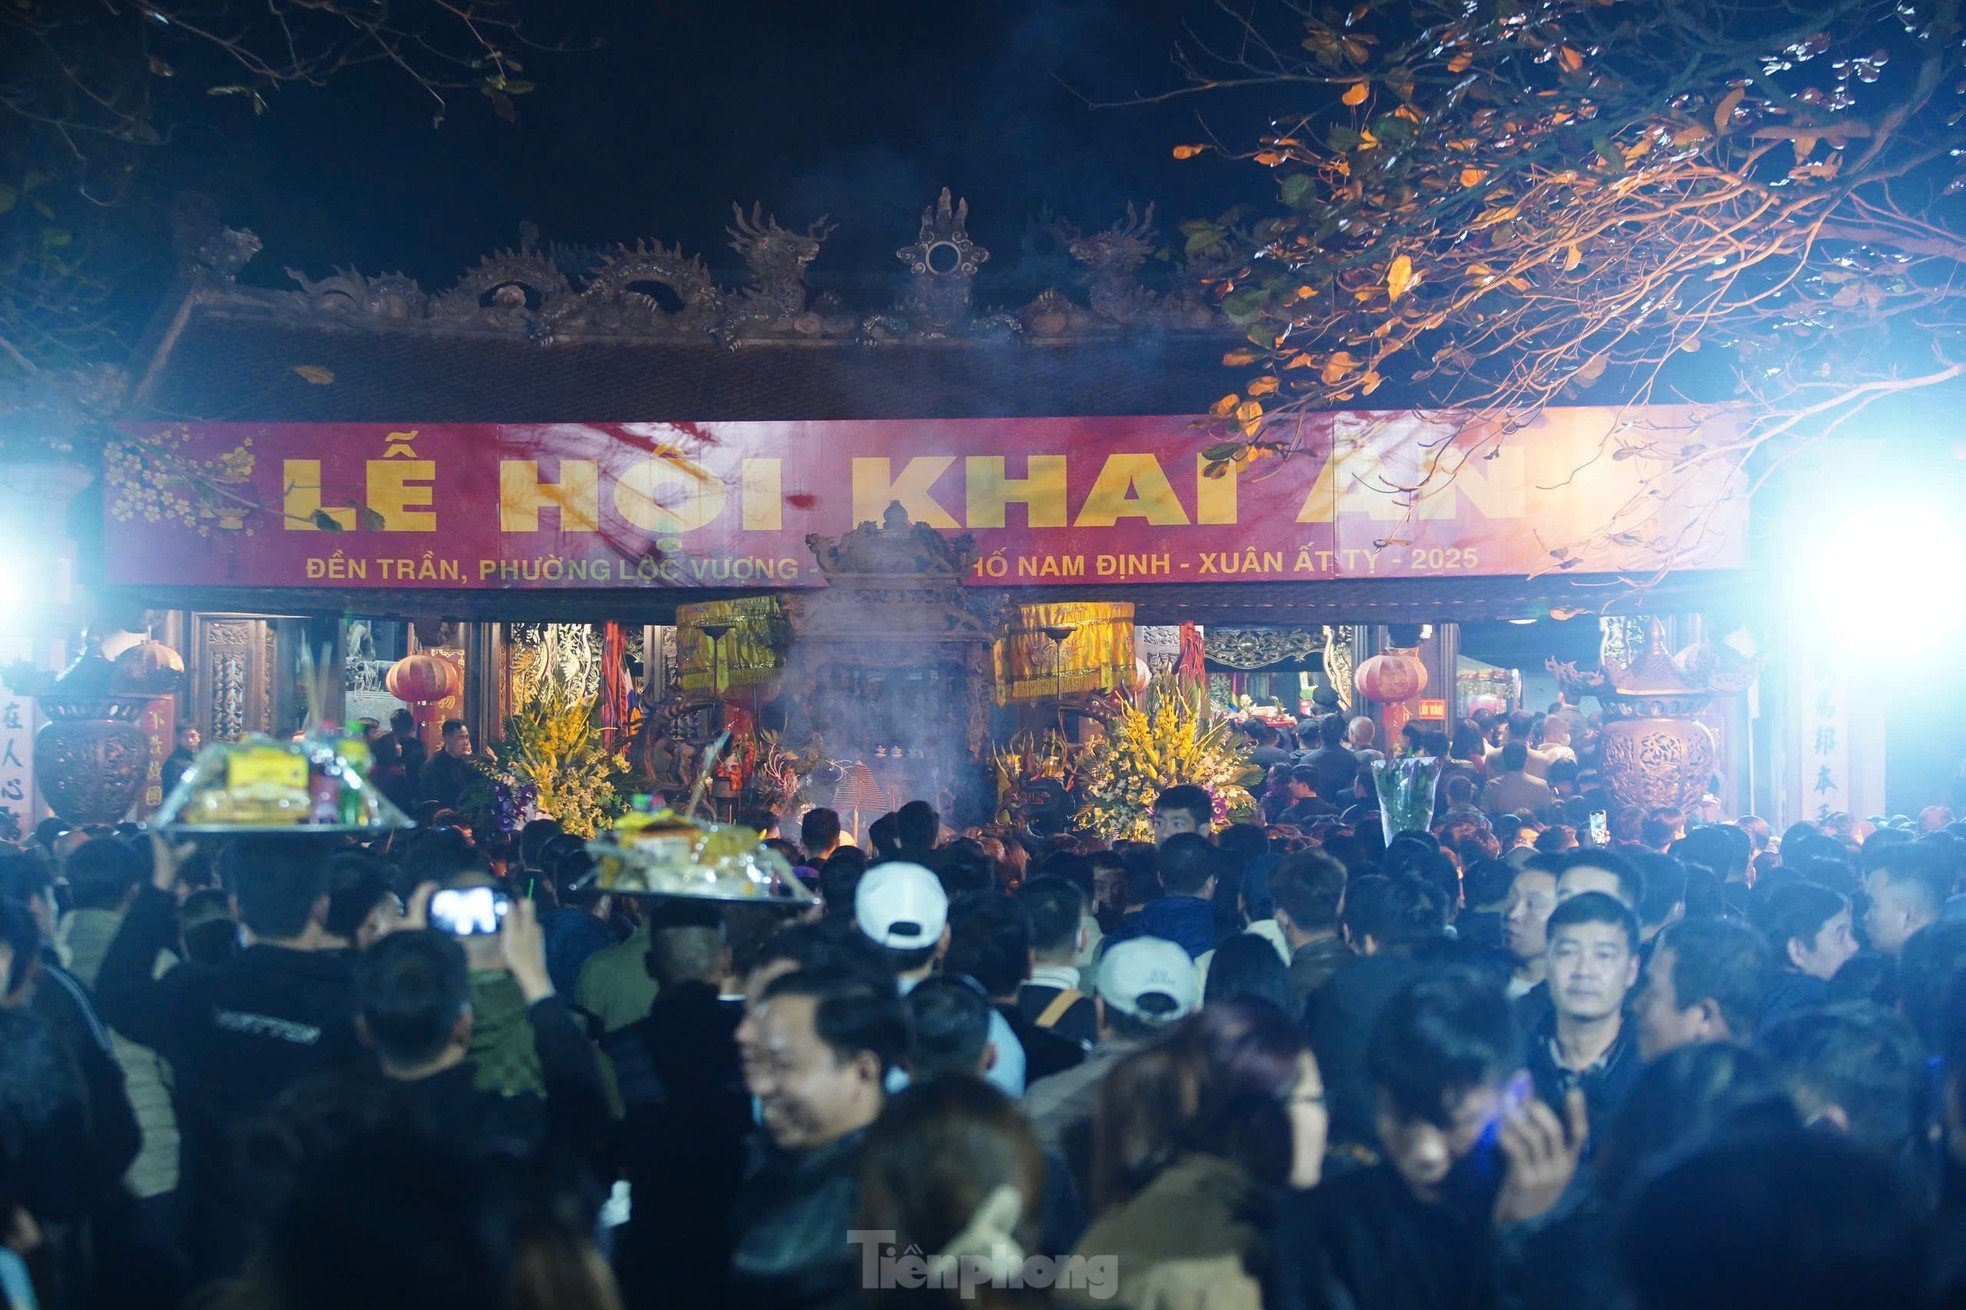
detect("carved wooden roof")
[133,189,1241,422]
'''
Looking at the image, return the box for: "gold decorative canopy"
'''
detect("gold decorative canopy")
[992,601,1136,705]
[675,597,790,699]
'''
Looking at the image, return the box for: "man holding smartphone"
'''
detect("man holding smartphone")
[345,896,607,1171]
[1271,968,1586,1310]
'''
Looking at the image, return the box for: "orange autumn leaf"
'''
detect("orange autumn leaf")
[1211,394,1242,417]
[1556,46,1584,73]
[1173,144,1208,159]
[1447,51,1472,73]
[1713,85,1745,135]
[1460,167,1488,187]
[1341,82,1369,106]
[1386,254,1416,302]
[1235,401,1265,436]
[1247,376,1279,396]
[1222,349,1258,366]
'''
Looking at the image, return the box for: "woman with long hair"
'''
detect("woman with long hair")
[1073,1002,1326,1306]
[858,1076,1049,1310]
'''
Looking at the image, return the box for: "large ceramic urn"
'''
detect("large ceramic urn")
[22,638,186,826]
[1549,620,1755,814]
[1594,712,1720,812]
[36,696,156,825]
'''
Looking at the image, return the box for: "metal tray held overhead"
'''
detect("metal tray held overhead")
[153,733,417,837]
[584,811,818,908]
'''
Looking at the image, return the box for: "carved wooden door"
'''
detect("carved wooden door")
[190,614,283,743]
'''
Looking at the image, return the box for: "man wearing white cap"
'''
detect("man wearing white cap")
[853,861,1026,1096]
[1022,936,1201,1194]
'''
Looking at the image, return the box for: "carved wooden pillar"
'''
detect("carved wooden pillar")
[463,622,507,743]
[1435,624,1461,726]
[643,625,671,701]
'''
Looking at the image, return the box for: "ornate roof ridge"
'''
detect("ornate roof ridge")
[175,190,1231,348]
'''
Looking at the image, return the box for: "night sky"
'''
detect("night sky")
[162,0,1277,296]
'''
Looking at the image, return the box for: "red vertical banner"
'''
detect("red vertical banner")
[601,622,628,745]
[1177,621,1206,706]
[137,697,175,815]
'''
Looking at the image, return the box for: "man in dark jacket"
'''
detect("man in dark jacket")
[389,708,428,795]
[0,854,142,1192]
[1307,873,1447,1151]
[1102,833,1219,959]
[417,719,478,810]
[1015,877,1099,1049]
[1750,882,1858,1029]
[946,892,1084,1082]
[730,967,907,1310]
[0,899,146,1310]
[1526,893,1642,1136]
[232,911,609,1280]
[539,853,623,1000]
[346,911,607,1168]
[1301,714,1362,803]
[94,835,361,1279]
[1270,849,1352,1016]
[1276,765,1343,829]
[1272,969,1585,1310]
[606,903,751,1310]
[161,724,201,796]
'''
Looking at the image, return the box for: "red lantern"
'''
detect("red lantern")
[1355,650,1429,704]
[386,654,462,729]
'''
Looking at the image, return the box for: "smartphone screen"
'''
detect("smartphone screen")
[1438,1075,1530,1218]
[1588,811,1610,846]
[429,887,510,936]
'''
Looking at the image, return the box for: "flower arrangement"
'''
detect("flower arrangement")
[1371,756,1442,846]
[475,668,631,837]
[483,777,539,836]
[1074,678,1259,841]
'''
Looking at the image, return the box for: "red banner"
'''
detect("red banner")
[104,409,1745,590]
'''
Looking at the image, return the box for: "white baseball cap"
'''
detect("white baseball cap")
[855,861,949,950]
[1097,937,1201,1025]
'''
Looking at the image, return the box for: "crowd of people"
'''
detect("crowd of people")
[4,710,1966,1310]
[1243,701,1659,838]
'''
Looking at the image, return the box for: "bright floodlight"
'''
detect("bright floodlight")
[1787,498,1966,654]
[0,569,28,627]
